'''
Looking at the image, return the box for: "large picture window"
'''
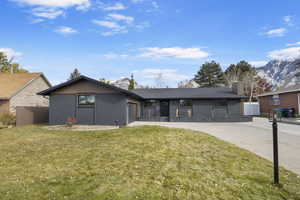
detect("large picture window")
[177,99,193,118]
[78,95,95,106]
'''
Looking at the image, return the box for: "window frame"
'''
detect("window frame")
[77,95,96,106]
[271,95,280,106]
[178,99,193,118]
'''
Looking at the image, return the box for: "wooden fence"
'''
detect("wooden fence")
[16,106,49,126]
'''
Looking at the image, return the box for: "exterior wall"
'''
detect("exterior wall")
[16,106,48,126]
[259,92,300,115]
[95,94,127,126]
[52,80,117,94]
[49,94,128,125]
[0,100,9,113]
[140,99,251,122]
[9,76,50,114]
[49,95,76,125]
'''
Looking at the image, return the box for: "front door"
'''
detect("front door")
[160,100,169,121]
[128,103,137,123]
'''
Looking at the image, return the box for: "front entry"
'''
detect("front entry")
[128,103,137,123]
[160,100,169,121]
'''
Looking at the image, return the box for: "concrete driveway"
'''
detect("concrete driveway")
[129,117,300,175]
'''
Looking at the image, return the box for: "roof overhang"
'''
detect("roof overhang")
[37,75,143,100]
[258,89,300,97]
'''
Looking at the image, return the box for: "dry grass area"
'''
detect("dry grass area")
[0,125,300,200]
[43,125,118,131]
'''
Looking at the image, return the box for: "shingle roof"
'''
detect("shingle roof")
[0,73,50,100]
[132,88,246,99]
[258,84,300,97]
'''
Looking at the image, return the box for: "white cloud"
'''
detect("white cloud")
[102,53,129,58]
[283,15,293,26]
[286,41,300,47]
[0,48,22,59]
[12,0,91,20]
[54,26,78,35]
[101,2,126,11]
[140,68,190,83]
[92,20,121,29]
[12,0,91,9]
[107,13,134,24]
[139,47,209,59]
[146,1,159,12]
[268,47,300,60]
[92,19,128,36]
[264,28,287,37]
[31,7,64,19]
[130,0,144,3]
[249,61,268,67]
[30,18,44,23]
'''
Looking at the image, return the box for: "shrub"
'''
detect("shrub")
[66,117,77,128]
[0,113,16,126]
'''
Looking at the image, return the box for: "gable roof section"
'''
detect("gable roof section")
[38,75,142,99]
[0,73,51,100]
[132,88,246,99]
[258,85,300,97]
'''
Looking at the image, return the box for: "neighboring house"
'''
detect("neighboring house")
[0,73,51,114]
[258,85,300,116]
[38,75,251,125]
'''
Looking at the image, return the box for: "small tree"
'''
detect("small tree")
[0,52,28,74]
[128,74,135,90]
[194,61,225,88]
[99,78,111,84]
[69,68,81,80]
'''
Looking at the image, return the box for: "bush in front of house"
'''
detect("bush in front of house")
[66,117,77,128]
[0,113,16,126]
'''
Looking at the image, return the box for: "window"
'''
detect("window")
[179,100,193,107]
[144,100,157,107]
[178,99,193,118]
[78,95,95,106]
[271,95,280,105]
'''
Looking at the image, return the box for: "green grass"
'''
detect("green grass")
[0,126,299,200]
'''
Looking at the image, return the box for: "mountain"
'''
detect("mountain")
[257,58,300,89]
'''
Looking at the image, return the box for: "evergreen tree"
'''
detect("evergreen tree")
[0,52,28,73]
[194,61,225,87]
[128,74,135,90]
[69,68,81,80]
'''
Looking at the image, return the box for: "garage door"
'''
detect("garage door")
[128,103,137,123]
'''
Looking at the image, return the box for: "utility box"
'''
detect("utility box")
[243,102,260,116]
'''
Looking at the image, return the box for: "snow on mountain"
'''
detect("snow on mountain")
[256,58,300,89]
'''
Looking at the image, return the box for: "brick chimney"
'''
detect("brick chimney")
[232,82,244,96]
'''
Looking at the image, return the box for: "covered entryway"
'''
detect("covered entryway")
[160,100,169,121]
[128,103,137,123]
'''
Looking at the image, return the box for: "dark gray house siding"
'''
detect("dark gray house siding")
[49,94,129,125]
[39,76,252,125]
[49,95,76,125]
[139,99,250,122]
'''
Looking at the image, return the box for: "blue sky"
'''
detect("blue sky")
[1,0,300,87]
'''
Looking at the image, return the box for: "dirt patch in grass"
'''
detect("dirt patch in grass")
[0,125,299,200]
[43,125,118,131]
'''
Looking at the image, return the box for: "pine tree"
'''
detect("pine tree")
[69,68,81,80]
[194,61,225,88]
[128,74,135,90]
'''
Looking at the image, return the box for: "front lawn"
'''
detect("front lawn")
[0,126,299,200]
